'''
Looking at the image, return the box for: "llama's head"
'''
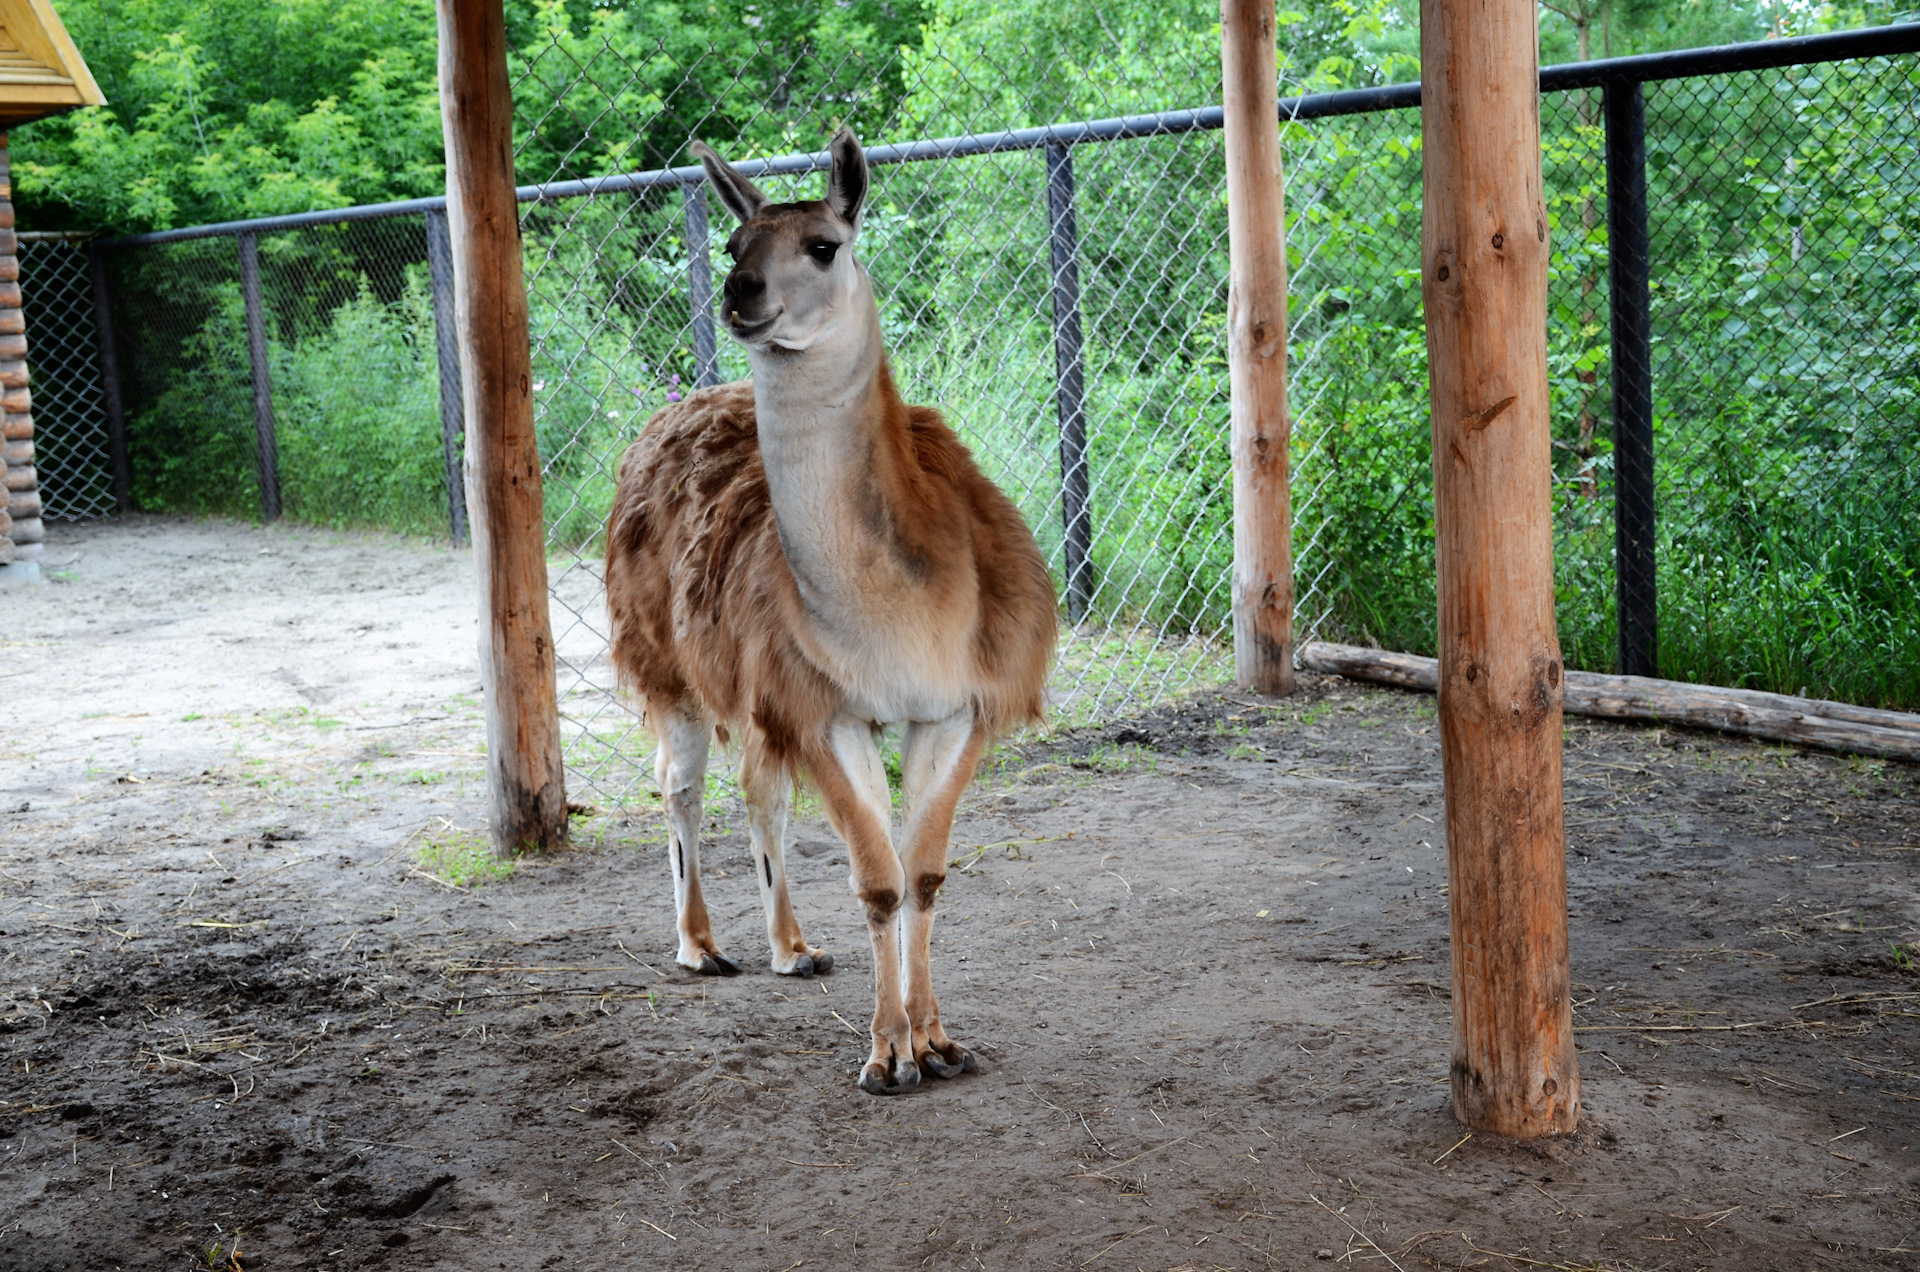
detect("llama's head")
[689,129,869,355]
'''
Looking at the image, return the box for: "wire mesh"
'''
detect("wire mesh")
[1284,90,1616,668]
[100,217,449,532]
[87,31,1920,806]
[1643,57,1920,705]
[16,234,113,520]
[511,25,1254,802]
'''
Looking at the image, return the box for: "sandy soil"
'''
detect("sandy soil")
[3,515,1918,1272]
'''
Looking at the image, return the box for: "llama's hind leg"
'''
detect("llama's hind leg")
[651,698,737,976]
[741,743,834,977]
[899,709,986,1079]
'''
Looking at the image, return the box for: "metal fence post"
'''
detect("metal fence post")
[236,230,280,523]
[1606,75,1656,678]
[86,243,131,512]
[424,207,471,546]
[1045,139,1093,622]
[683,182,719,389]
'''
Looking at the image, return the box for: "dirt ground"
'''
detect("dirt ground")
[4,515,1918,1272]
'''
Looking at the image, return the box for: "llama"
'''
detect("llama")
[604,129,1057,1094]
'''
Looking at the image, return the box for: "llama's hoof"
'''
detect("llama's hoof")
[920,1043,975,1079]
[776,951,834,978]
[857,1055,921,1096]
[696,952,741,977]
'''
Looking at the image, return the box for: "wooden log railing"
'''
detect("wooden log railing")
[1300,642,1920,763]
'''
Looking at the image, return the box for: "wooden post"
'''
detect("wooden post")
[437,0,568,855]
[237,230,281,523]
[1421,0,1580,1136]
[423,207,471,547]
[1220,0,1293,694]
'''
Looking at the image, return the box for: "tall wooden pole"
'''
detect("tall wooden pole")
[1421,0,1579,1136]
[438,0,568,855]
[1221,0,1293,695]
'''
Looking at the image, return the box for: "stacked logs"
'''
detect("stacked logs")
[0,136,37,566]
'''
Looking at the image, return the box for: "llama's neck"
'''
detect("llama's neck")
[748,273,924,633]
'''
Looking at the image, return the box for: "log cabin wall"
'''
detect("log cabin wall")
[0,135,34,566]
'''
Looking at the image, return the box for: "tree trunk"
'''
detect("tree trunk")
[437,0,568,855]
[1421,0,1580,1137]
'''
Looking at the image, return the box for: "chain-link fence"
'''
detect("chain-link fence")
[16,233,114,520]
[55,23,1919,803]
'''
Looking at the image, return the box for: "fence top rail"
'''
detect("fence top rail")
[91,20,1920,251]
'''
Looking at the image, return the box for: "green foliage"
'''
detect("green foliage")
[1291,58,1920,709]
[12,0,930,233]
[16,0,444,229]
[275,273,447,535]
[43,0,1920,713]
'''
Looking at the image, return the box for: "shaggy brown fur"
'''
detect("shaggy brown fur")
[605,370,1056,777]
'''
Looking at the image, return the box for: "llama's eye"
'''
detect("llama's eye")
[807,240,839,265]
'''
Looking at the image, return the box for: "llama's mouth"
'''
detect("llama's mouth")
[726,309,780,342]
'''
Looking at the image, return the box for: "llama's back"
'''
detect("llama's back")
[605,380,1056,760]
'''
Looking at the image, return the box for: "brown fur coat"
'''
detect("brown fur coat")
[605,376,1056,772]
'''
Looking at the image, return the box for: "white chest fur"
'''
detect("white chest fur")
[750,288,979,725]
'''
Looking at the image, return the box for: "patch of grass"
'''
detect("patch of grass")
[264,706,343,730]
[418,826,515,887]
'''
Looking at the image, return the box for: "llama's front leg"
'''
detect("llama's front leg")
[899,709,986,1079]
[740,751,834,977]
[810,714,914,1094]
[652,699,738,976]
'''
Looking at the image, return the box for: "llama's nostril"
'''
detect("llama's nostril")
[727,270,766,300]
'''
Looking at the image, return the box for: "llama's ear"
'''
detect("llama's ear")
[689,140,768,224]
[826,127,867,227]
